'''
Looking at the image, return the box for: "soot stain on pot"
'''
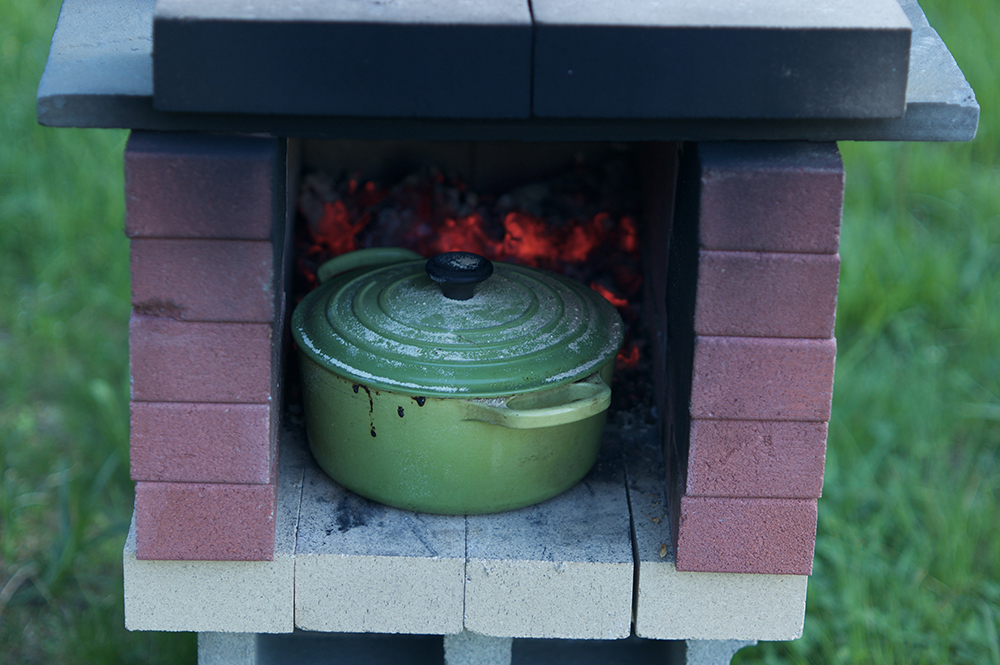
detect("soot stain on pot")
[353,383,377,437]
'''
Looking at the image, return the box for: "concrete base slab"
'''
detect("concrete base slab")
[123,513,294,632]
[464,434,633,639]
[293,429,465,635]
[295,554,465,635]
[128,418,808,642]
[464,558,633,640]
[126,416,812,640]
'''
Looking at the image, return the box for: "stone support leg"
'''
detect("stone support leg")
[684,640,757,665]
[198,633,259,665]
[444,632,513,665]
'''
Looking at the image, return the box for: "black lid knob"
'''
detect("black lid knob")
[425,252,494,300]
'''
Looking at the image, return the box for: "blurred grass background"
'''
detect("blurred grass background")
[1,0,996,662]
[1,0,195,661]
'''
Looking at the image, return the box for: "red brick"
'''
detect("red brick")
[690,336,836,421]
[135,481,276,561]
[675,496,817,575]
[686,419,827,499]
[130,402,274,484]
[694,250,840,339]
[698,142,843,254]
[124,132,280,240]
[131,239,275,322]
[129,314,273,403]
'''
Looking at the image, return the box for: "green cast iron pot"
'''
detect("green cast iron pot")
[292,248,624,514]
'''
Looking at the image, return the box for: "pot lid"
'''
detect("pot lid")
[292,251,624,397]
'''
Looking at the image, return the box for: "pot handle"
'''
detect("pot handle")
[317,247,424,283]
[462,373,612,430]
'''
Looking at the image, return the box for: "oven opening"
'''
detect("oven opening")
[288,140,679,435]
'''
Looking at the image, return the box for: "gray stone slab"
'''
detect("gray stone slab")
[889,0,980,141]
[464,432,633,640]
[151,0,532,118]
[532,0,911,119]
[292,427,466,635]
[37,0,976,140]
[38,0,154,99]
[624,426,809,641]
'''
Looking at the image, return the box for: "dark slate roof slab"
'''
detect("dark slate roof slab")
[36,0,978,141]
[531,0,912,119]
[151,0,533,118]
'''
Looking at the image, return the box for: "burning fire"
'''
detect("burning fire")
[297,168,643,371]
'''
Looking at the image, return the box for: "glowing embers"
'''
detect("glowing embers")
[295,166,642,371]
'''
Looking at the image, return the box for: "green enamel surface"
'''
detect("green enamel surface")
[292,258,624,397]
[299,355,604,514]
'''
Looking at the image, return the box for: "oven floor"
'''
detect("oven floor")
[124,415,807,642]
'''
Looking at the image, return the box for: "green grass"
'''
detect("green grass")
[0,0,195,661]
[1,0,997,662]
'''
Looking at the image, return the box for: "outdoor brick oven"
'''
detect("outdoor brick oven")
[122,134,840,574]
[37,0,977,661]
